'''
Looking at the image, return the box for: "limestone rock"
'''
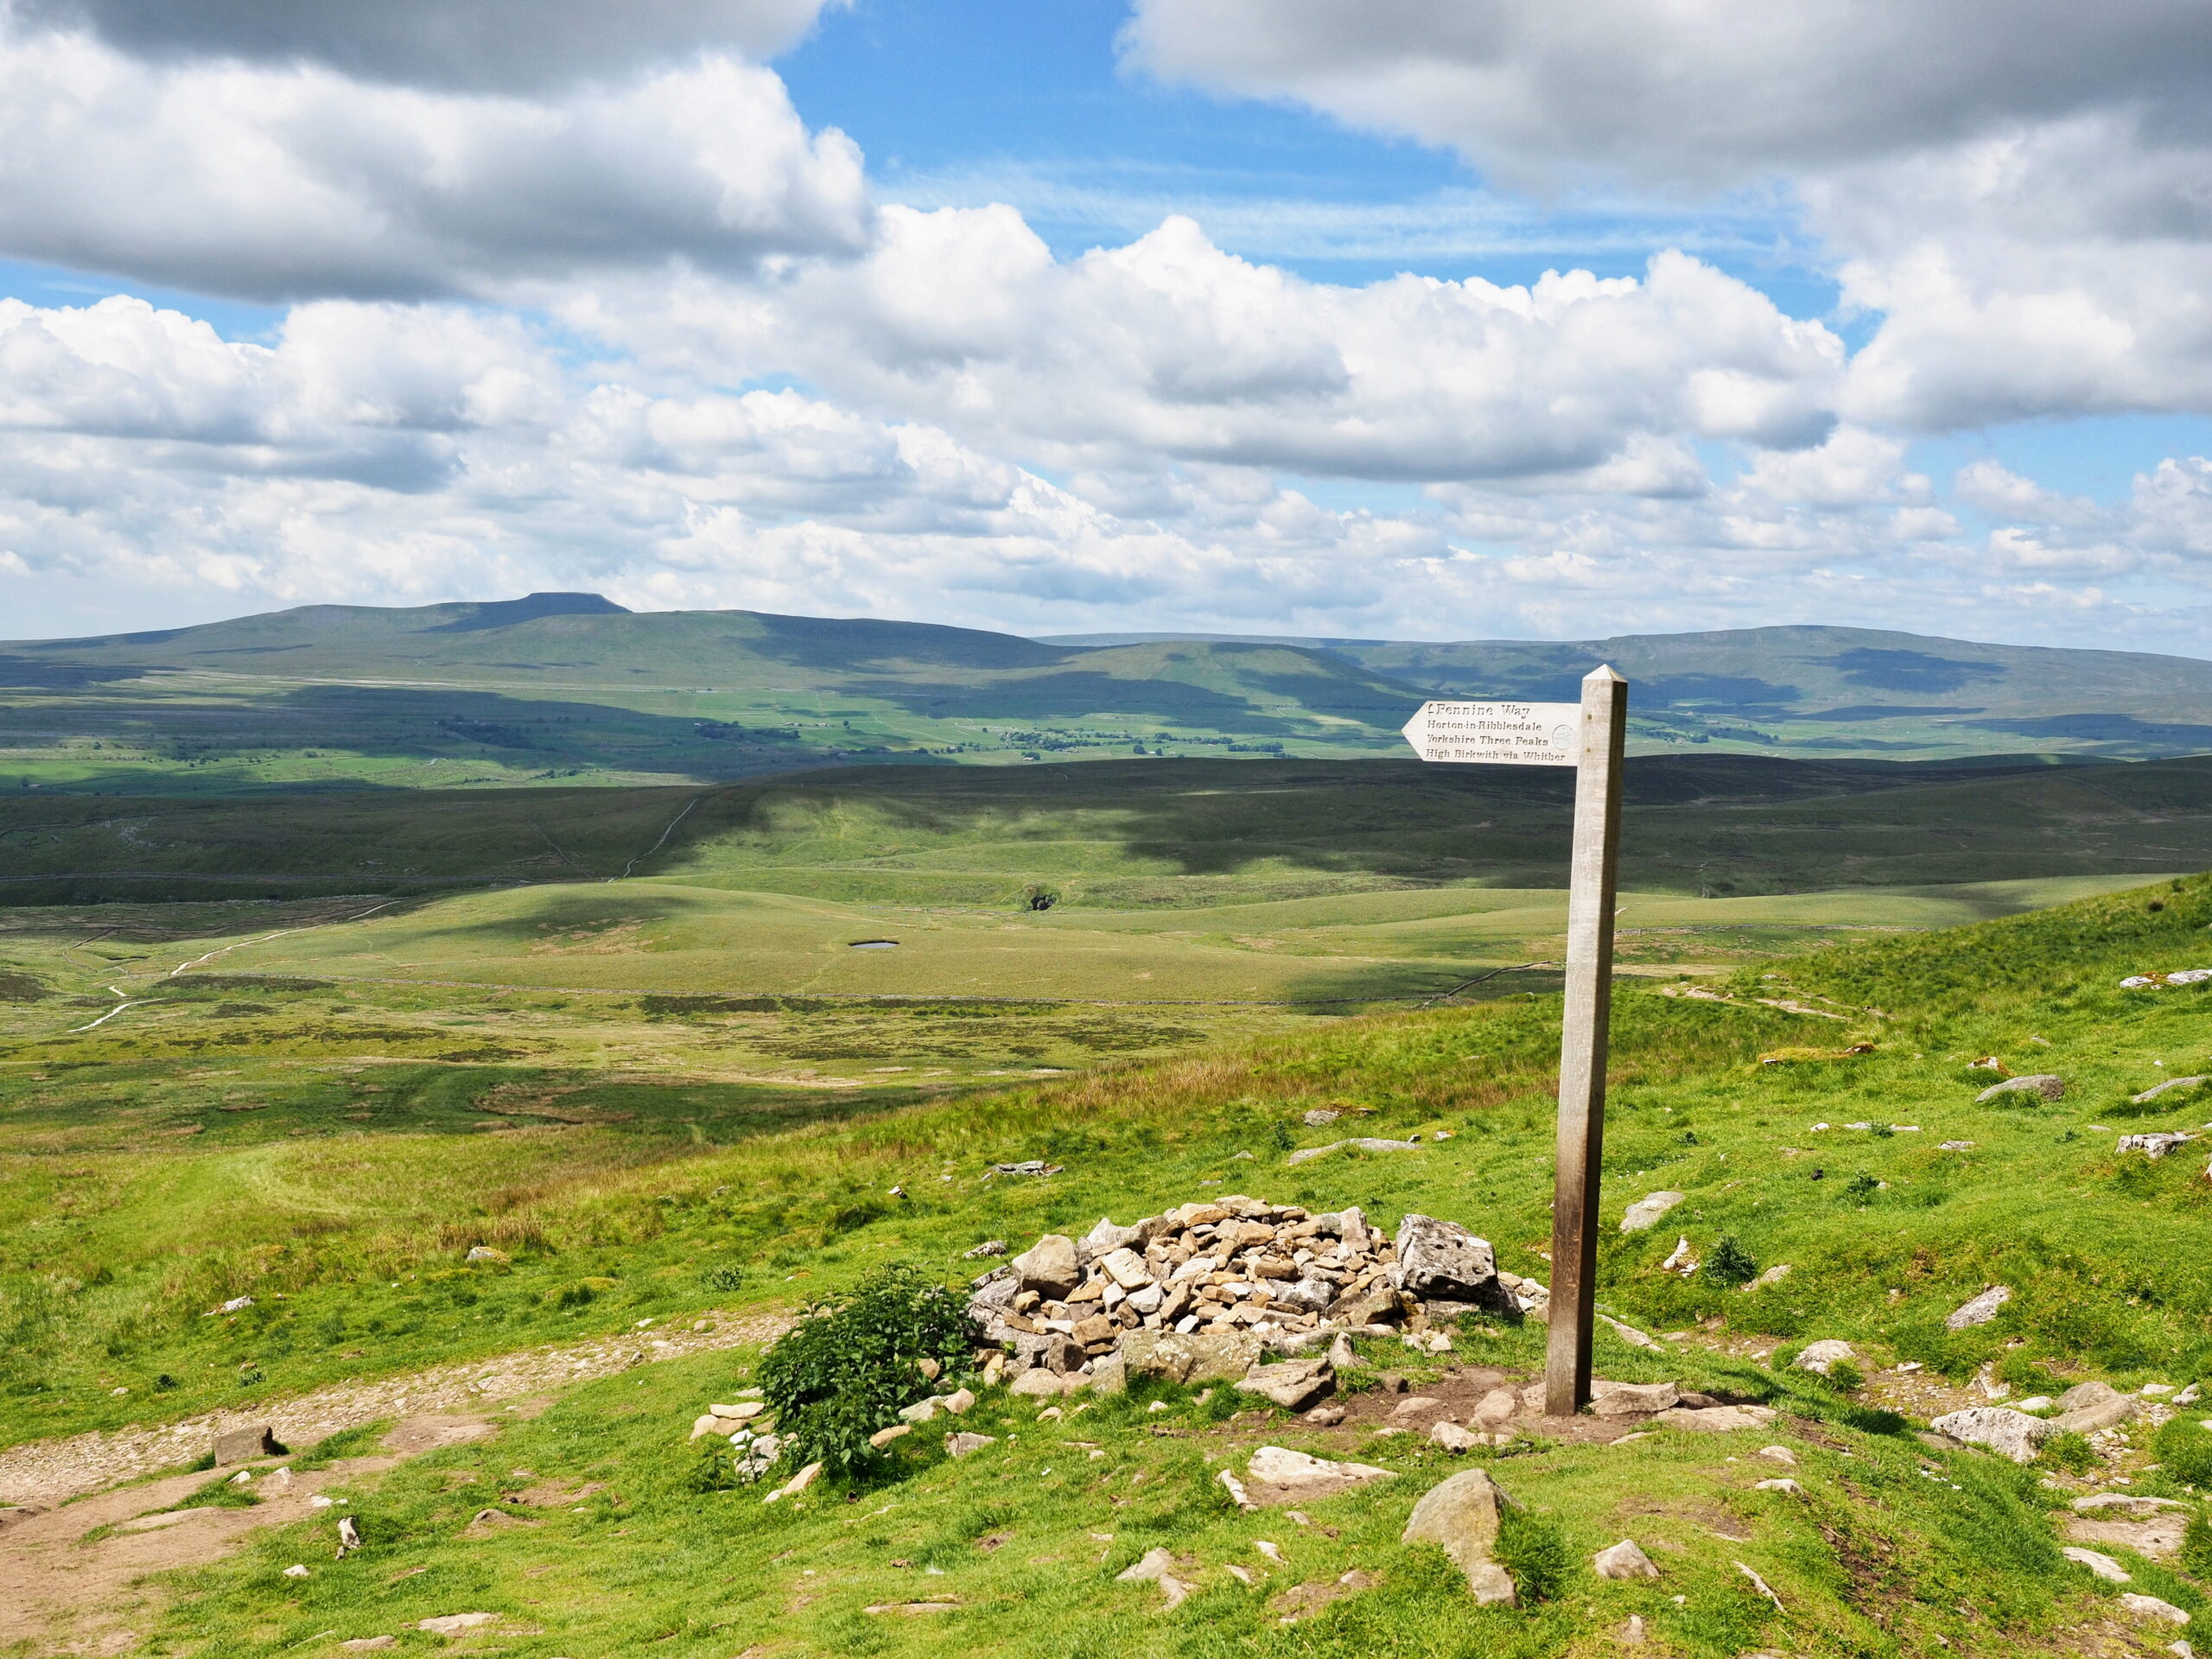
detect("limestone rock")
[2070,1513,2189,1560]
[1121,1330,1264,1385]
[1976,1074,2065,1103]
[1654,1404,1777,1433]
[1097,1247,1154,1289]
[1393,1214,1503,1306]
[213,1425,280,1465]
[2074,1493,2189,1518]
[2050,1381,2139,1433]
[1431,1421,1481,1452]
[1793,1339,1857,1376]
[2063,1546,2133,1583]
[1326,1332,1360,1370]
[464,1246,510,1264]
[940,1387,976,1415]
[1945,1285,2013,1330]
[945,1432,996,1458]
[1285,1137,1421,1166]
[1236,1358,1335,1411]
[1471,1386,1521,1427]
[2119,1592,2191,1625]
[1929,1407,2052,1462]
[868,1424,912,1450]
[2133,1075,2209,1103]
[1011,1234,1082,1298]
[1116,1547,1191,1610]
[1593,1538,1660,1580]
[1087,1352,1128,1395]
[1083,1217,1143,1260]
[2118,1131,2196,1157]
[1402,1467,1518,1604]
[1325,1279,1406,1327]
[1009,1368,1070,1398]
[1591,1381,1679,1417]
[1754,1478,1803,1495]
[1619,1192,1686,1233]
[1245,1445,1395,1504]
[416,1614,499,1636]
[763,1461,823,1503]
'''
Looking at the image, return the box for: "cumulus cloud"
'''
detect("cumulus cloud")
[4,289,2206,652]
[0,26,869,300]
[10,0,835,92]
[585,213,1845,482]
[1122,0,2212,188]
[1127,1,2212,435]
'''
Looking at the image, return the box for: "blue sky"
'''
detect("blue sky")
[2,0,2209,650]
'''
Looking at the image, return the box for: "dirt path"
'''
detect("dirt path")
[0,1306,791,1510]
[0,1418,497,1656]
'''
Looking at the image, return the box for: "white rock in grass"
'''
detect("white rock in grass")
[416,1615,499,1637]
[2063,1547,2132,1583]
[1430,1421,1481,1452]
[1593,1538,1660,1580]
[1929,1407,2052,1462]
[1620,1192,1686,1233]
[762,1461,823,1504]
[1116,1547,1191,1610]
[1945,1285,2013,1331]
[1402,1468,1517,1605]
[1794,1340,1857,1376]
[2120,1592,2192,1625]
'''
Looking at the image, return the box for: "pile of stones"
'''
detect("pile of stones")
[967,1196,1547,1389]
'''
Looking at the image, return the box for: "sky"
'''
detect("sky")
[3,1,2212,652]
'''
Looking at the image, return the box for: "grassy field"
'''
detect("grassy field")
[10,875,2212,1655]
[9,751,2212,910]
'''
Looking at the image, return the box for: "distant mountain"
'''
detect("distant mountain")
[1,602,2206,796]
[1046,624,2212,760]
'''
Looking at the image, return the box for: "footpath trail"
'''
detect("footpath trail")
[0,1306,791,1510]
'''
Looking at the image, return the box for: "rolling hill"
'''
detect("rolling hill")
[1046,624,2212,760]
[3,599,2209,796]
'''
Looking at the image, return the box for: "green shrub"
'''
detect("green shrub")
[758,1263,980,1478]
[1494,1506,1570,1603]
[2037,1432,2098,1474]
[1707,1236,1759,1288]
[702,1263,747,1294]
[1824,1358,1866,1394]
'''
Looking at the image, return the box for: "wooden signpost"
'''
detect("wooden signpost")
[1400,667,1627,1416]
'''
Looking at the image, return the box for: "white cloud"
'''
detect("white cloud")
[1122,0,2212,188]
[0,26,869,300]
[582,213,1844,483]
[12,0,836,92]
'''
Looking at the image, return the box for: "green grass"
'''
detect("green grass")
[9,751,2212,911]
[10,856,2212,1651]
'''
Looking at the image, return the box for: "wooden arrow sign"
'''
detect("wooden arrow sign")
[1402,669,1628,1417]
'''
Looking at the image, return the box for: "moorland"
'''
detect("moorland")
[6,596,2212,1658]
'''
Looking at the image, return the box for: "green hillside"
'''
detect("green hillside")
[0,596,1426,794]
[11,874,2212,1656]
[7,601,2212,797]
[1052,624,2212,760]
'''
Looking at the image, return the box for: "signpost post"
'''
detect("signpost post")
[1400,667,1627,1416]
